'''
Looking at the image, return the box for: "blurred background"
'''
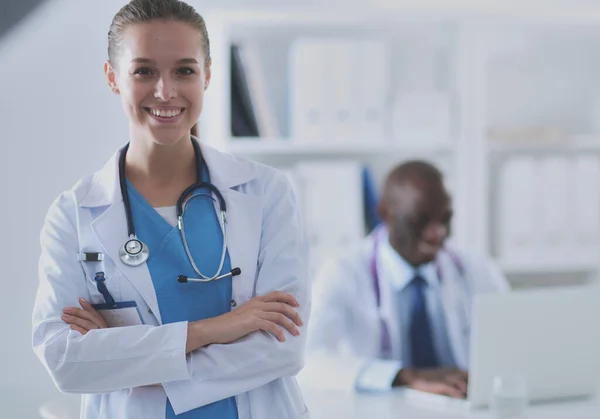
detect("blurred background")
[3,0,600,416]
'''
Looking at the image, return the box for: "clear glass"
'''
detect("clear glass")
[489,374,529,419]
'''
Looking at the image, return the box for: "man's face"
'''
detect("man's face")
[385,180,453,266]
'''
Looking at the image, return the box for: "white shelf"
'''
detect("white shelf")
[488,135,600,154]
[499,259,599,275]
[209,7,600,28]
[225,138,454,156]
[209,10,458,28]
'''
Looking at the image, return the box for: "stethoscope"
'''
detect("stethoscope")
[118,139,241,283]
[370,225,465,356]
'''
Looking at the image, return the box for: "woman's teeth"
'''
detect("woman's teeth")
[150,108,182,117]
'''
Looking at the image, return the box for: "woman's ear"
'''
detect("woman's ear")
[204,58,212,90]
[104,60,120,94]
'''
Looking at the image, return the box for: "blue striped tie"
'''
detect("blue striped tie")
[409,274,440,368]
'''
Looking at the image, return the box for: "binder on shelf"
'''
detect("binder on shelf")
[356,40,390,142]
[235,43,280,138]
[289,38,330,142]
[329,40,357,142]
[570,156,600,260]
[536,156,570,260]
[496,156,537,264]
[292,160,365,270]
[497,155,600,269]
[362,165,381,234]
[289,38,389,143]
[231,44,259,137]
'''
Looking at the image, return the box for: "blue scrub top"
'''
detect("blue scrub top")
[127,170,238,419]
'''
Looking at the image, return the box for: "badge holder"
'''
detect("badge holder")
[91,272,145,327]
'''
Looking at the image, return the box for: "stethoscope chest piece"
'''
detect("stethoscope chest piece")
[119,236,149,266]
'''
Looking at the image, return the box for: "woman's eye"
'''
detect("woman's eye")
[134,67,154,76]
[176,67,196,76]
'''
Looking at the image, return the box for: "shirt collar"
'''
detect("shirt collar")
[377,228,437,291]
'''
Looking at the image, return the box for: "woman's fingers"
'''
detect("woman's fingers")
[261,302,303,326]
[79,298,108,328]
[262,312,300,337]
[257,319,286,342]
[63,307,100,326]
[70,324,89,335]
[62,313,98,331]
[243,294,303,342]
[63,303,106,331]
[258,291,299,307]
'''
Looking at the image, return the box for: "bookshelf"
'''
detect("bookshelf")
[226,139,455,156]
[200,7,600,286]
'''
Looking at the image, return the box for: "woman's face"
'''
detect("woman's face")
[104,19,210,146]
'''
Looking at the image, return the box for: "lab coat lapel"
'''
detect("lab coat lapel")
[439,252,470,369]
[91,200,162,323]
[81,149,162,323]
[380,275,402,359]
[376,234,403,359]
[200,142,260,302]
[223,189,261,301]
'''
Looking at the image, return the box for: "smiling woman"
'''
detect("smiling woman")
[31,1,311,419]
[105,4,210,145]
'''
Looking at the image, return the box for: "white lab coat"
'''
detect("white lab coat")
[32,140,311,419]
[300,230,509,391]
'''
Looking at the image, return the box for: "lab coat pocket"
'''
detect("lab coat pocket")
[231,260,259,306]
[295,404,310,418]
[297,408,310,418]
[286,377,309,418]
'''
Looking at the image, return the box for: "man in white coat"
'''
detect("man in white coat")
[303,160,509,398]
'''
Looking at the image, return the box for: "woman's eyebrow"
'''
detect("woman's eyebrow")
[130,57,199,64]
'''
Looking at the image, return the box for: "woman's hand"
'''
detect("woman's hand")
[187,291,303,352]
[62,300,162,388]
[62,298,108,335]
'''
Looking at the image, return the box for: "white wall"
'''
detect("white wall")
[0,0,133,414]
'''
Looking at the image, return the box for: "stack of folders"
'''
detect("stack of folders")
[496,155,600,266]
[230,43,280,138]
[287,160,367,274]
[289,38,390,143]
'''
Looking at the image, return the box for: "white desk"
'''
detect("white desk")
[302,390,600,419]
[36,389,600,418]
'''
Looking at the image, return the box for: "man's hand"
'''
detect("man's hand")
[393,368,468,398]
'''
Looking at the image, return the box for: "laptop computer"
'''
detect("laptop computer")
[403,285,600,410]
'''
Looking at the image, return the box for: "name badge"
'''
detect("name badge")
[92,301,145,327]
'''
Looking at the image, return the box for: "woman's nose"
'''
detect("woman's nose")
[154,77,177,101]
